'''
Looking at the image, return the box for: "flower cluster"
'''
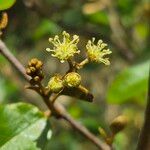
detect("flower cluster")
[86,38,112,65]
[46,31,80,63]
[46,31,112,65]
[26,58,44,83]
[26,31,112,104]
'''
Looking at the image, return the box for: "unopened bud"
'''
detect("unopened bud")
[26,68,31,75]
[30,58,38,65]
[34,76,40,82]
[110,115,128,134]
[48,75,63,93]
[36,61,43,69]
[26,58,44,82]
[63,72,81,88]
[29,66,36,73]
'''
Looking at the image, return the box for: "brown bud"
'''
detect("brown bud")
[36,61,43,69]
[26,58,44,82]
[26,68,31,75]
[30,58,38,65]
[28,62,32,67]
[110,115,128,134]
[29,66,36,73]
[34,76,40,82]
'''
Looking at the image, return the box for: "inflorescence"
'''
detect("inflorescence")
[26,31,112,102]
[46,31,112,65]
[46,31,80,63]
[86,38,112,65]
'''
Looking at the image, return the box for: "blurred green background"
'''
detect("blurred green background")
[0,0,149,149]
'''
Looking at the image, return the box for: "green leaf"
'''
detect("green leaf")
[0,103,47,150]
[107,61,149,104]
[0,0,16,10]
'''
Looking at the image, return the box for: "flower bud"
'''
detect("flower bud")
[30,58,38,66]
[48,75,63,93]
[29,66,36,73]
[63,72,81,88]
[26,68,31,75]
[36,61,43,69]
[110,115,128,134]
[34,76,40,82]
[26,58,44,83]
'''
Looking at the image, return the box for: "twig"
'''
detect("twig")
[0,39,110,150]
[50,93,60,104]
[0,40,30,81]
[60,106,110,150]
[76,58,89,69]
[136,68,150,150]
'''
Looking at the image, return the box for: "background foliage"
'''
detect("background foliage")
[0,0,149,149]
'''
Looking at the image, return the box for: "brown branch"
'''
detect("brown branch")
[136,69,150,150]
[0,40,30,81]
[62,112,108,149]
[0,39,110,150]
[58,104,110,150]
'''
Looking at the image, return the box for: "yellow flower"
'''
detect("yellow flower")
[63,72,81,88]
[86,38,112,65]
[47,75,64,93]
[46,31,80,63]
